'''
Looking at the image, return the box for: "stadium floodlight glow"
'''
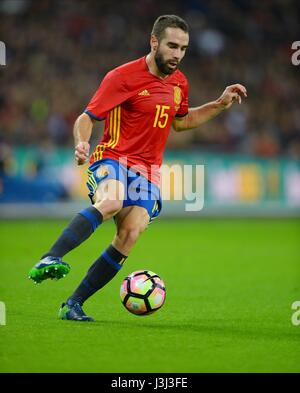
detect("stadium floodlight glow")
[0,41,6,66]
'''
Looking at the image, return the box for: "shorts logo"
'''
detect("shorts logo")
[96,165,109,179]
[174,86,182,105]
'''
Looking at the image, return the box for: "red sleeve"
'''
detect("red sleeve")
[85,70,129,120]
[176,79,189,117]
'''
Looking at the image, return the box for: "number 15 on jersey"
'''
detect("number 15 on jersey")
[153,105,170,128]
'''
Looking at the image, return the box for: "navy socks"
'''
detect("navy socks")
[67,244,127,305]
[41,207,127,306]
[42,207,103,259]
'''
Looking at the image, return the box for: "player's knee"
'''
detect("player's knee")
[117,226,144,247]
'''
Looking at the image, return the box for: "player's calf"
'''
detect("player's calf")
[65,244,127,307]
[113,227,142,254]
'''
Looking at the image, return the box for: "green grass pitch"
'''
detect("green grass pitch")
[0,218,299,373]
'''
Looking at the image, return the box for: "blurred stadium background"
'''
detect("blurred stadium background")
[0,0,300,217]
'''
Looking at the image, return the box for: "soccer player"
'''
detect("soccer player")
[28,15,247,321]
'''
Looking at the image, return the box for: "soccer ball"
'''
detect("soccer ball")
[120,270,166,315]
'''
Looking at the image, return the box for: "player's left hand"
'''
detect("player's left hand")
[217,84,247,109]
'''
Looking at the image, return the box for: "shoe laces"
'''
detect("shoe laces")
[72,302,86,316]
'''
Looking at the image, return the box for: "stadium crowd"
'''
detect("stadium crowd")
[1,0,300,162]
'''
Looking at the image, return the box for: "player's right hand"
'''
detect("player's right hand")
[75,141,90,165]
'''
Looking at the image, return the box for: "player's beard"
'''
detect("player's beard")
[155,48,179,75]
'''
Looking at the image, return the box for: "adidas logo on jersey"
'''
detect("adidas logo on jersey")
[138,89,150,96]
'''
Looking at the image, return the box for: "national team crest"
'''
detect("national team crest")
[174,86,182,105]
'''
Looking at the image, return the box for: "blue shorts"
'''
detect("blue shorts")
[86,158,162,221]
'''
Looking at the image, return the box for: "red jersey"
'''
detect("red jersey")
[85,56,189,185]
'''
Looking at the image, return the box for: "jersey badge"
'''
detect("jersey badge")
[174,86,182,105]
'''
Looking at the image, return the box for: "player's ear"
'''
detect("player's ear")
[150,34,158,52]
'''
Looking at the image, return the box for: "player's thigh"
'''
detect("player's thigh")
[93,179,125,218]
[95,178,125,202]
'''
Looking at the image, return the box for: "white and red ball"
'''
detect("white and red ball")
[120,270,166,315]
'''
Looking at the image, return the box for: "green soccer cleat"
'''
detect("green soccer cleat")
[28,256,71,284]
[58,301,94,322]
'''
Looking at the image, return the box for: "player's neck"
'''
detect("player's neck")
[145,53,169,80]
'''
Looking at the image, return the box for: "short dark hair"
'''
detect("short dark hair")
[151,15,189,42]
